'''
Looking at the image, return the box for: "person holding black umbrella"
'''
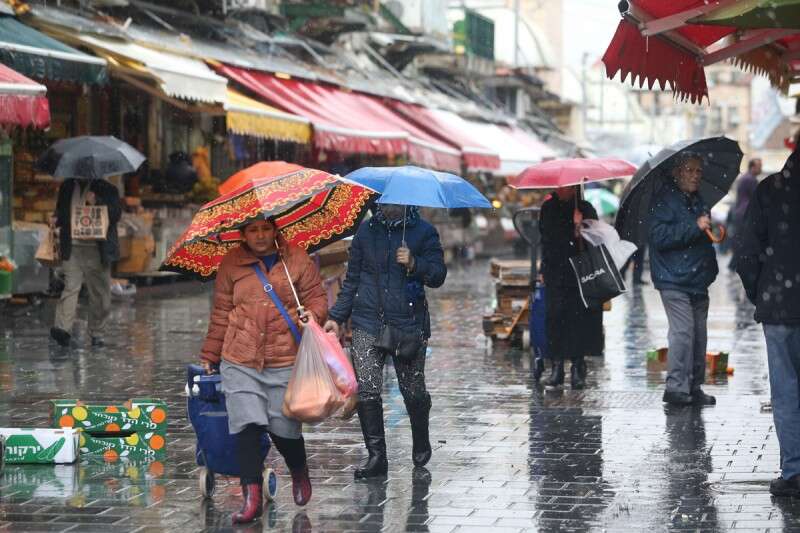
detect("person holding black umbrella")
[50,177,122,348]
[38,136,143,348]
[649,153,718,406]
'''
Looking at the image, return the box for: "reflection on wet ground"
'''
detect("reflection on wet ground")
[0,258,796,531]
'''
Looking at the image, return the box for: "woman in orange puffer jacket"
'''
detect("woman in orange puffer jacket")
[200,217,327,524]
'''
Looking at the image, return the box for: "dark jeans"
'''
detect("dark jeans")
[764,324,800,480]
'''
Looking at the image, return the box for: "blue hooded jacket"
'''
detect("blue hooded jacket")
[328,210,447,338]
[648,181,718,294]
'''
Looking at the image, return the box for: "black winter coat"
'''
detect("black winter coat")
[55,178,122,266]
[328,216,447,338]
[539,195,598,288]
[736,154,800,325]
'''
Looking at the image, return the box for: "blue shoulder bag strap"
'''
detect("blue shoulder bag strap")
[250,264,302,344]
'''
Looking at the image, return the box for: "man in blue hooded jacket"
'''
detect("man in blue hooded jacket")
[649,153,719,406]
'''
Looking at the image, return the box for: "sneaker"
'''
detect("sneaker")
[50,327,71,347]
[770,475,800,498]
[691,389,716,406]
[662,391,693,406]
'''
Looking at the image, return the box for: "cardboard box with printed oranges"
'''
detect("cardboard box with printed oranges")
[51,399,167,434]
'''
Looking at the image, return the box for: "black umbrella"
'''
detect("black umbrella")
[36,136,146,180]
[615,136,743,248]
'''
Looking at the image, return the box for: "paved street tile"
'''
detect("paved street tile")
[0,260,797,531]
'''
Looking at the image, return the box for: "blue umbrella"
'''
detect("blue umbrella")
[346,165,491,244]
[346,166,491,209]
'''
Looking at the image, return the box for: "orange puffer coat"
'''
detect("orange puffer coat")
[200,241,328,370]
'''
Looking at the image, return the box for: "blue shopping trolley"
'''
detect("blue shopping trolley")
[529,283,548,362]
[186,364,278,499]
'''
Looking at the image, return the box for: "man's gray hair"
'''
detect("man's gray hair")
[673,151,705,170]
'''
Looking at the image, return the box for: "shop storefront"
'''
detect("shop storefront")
[0,13,107,294]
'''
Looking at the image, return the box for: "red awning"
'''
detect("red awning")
[390,102,501,172]
[0,63,49,129]
[216,64,462,172]
[603,19,711,103]
[603,1,800,103]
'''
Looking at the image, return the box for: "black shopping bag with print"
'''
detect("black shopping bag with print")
[569,243,626,309]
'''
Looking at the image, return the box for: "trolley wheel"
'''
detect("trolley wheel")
[263,467,278,501]
[522,329,531,350]
[199,467,215,498]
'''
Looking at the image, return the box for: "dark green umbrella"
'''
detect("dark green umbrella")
[36,136,145,180]
[690,0,800,30]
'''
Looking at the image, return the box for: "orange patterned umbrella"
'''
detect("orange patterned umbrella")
[160,162,375,279]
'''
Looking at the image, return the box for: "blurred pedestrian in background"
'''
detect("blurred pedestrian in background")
[50,177,121,348]
[728,158,761,269]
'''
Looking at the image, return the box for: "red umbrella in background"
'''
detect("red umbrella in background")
[510,158,637,189]
[161,163,375,279]
[218,161,305,196]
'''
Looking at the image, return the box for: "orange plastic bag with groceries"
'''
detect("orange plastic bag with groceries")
[282,321,346,423]
[316,322,358,396]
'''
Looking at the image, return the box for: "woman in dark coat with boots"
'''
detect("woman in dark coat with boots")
[538,186,603,389]
[324,204,447,478]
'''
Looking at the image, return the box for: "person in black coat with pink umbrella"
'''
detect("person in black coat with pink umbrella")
[539,186,603,389]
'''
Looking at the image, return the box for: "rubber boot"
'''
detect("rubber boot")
[406,396,432,467]
[290,465,312,506]
[354,399,388,479]
[545,360,565,388]
[532,357,545,382]
[570,357,586,390]
[232,483,263,524]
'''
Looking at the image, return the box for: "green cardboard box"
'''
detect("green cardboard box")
[78,431,166,460]
[0,428,80,464]
[51,398,167,435]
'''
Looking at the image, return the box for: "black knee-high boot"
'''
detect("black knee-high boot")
[405,395,432,467]
[570,356,586,390]
[354,399,388,479]
[545,360,565,388]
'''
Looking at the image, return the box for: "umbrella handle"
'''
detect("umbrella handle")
[705,225,726,243]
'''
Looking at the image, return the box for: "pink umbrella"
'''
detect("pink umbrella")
[510,158,637,189]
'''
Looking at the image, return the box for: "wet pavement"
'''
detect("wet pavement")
[1,257,798,532]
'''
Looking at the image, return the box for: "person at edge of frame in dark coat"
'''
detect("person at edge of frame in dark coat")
[736,142,800,499]
[537,186,603,390]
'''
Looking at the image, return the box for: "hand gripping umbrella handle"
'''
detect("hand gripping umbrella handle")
[705,224,726,243]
